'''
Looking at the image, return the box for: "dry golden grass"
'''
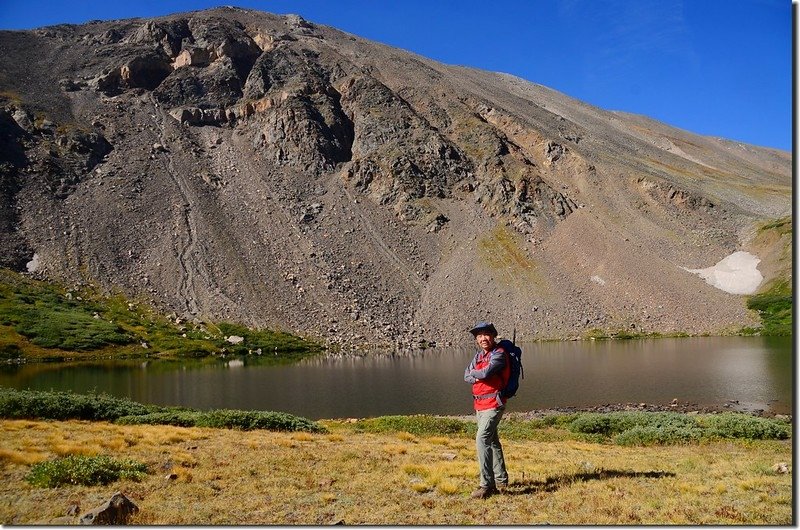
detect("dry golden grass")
[0,419,791,525]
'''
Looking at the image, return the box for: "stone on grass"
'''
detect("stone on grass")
[79,492,139,525]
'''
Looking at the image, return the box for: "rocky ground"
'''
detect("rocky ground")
[0,8,792,350]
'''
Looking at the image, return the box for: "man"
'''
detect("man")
[464,321,509,499]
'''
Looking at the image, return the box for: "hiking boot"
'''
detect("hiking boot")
[470,486,498,499]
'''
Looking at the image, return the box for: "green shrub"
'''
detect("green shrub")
[614,425,703,446]
[115,410,199,427]
[0,343,22,359]
[196,409,326,433]
[567,411,790,445]
[568,412,698,437]
[117,409,326,433]
[0,388,324,433]
[699,413,790,440]
[356,415,473,436]
[26,455,148,488]
[0,388,152,421]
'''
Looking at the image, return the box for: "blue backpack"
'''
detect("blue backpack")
[497,338,523,398]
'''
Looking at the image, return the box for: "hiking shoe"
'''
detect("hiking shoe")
[470,486,498,499]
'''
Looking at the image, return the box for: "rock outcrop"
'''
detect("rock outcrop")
[79,492,139,525]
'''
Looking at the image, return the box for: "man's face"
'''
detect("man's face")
[475,331,496,351]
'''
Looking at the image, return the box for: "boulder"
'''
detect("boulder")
[79,492,139,525]
[11,109,34,132]
[773,462,789,474]
[173,47,213,69]
[119,54,173,90]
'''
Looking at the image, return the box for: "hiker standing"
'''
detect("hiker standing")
[464,321,509,499]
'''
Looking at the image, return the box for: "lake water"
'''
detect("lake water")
[0,336,792,420]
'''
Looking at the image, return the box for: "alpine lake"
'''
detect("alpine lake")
[0,336,791,420]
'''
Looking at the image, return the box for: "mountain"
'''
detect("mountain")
[0,7,791,349]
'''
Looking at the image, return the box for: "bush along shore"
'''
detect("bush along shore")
[0,388,792,524]
[0,269,322,362]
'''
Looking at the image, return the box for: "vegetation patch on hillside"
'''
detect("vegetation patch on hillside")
[583,328,690,340]
[746,278,792,337]
[477,225,546,290]
[0,269,321,361]
[744,217,792,337]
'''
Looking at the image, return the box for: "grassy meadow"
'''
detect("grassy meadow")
[0,391,792,525]
[0,269,321,362]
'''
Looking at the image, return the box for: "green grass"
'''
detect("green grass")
[26,455,148,488]
[758,216,792,235]
[583,328,689,340]
[0,273,131,351]
[0,269,321,361]
[745,217,792,337]
[747,278,792,337]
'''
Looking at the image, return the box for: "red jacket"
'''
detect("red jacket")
[464,346,510,411]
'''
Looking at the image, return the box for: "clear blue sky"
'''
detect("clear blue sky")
[0,0,792,151]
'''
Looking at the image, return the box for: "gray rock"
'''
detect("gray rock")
[79,492,139,525]
[11,109,34,132]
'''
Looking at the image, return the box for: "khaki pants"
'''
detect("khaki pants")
[475,406,508,488]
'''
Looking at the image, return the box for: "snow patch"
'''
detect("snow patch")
[682,251,762,295]
[26,253,40,273]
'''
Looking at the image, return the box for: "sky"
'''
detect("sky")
[0,0,792,151]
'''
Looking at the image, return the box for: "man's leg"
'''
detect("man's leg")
[475,407,504,489]
[490,413,508,486]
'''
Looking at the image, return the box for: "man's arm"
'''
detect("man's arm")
[468,349,506,380]
[464,353,479,384]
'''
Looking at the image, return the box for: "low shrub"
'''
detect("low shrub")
[0,388,152,421]
[196,409,326,433]
[26,455,148,488]
[568,412,698,437]
[699,413,790,440]
[0,388,325,433]
[356,415,473,436]
[115,410,198,428]
[0,343,23,359]
[614,425,703,446]
[568,411,790,445]
[117,409,325,433]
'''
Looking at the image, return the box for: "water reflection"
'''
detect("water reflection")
[0,336,791,419]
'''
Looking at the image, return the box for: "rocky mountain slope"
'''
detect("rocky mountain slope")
[0,7,791,349]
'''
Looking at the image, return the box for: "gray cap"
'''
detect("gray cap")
[469,321,498,337]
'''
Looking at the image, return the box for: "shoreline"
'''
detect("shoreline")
[452,401,793,422]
